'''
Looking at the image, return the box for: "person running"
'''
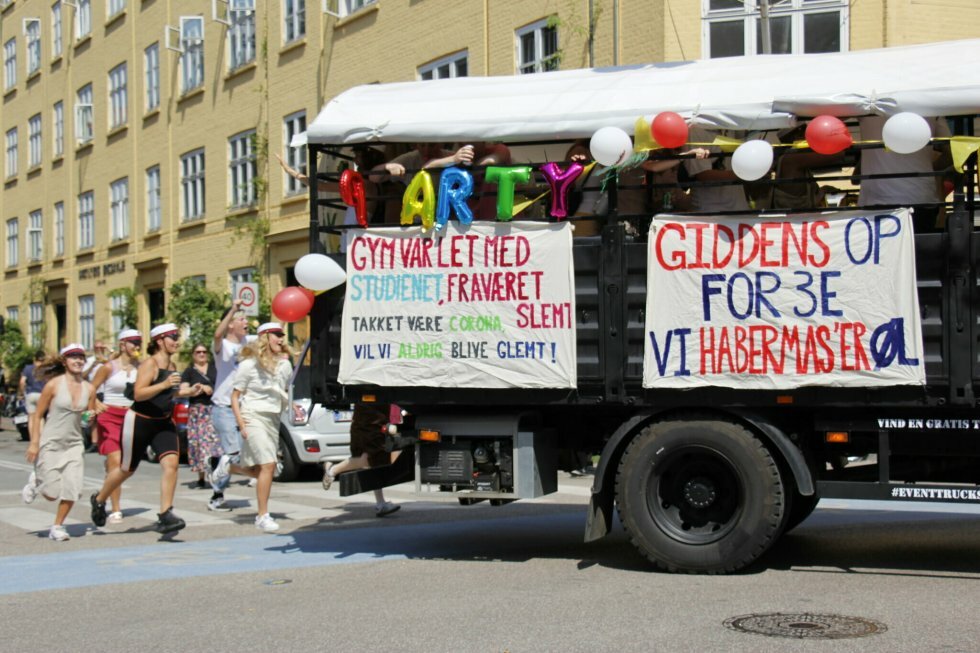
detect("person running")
[88,329,142,524]
[322,403,401,517]
[207,300,250,512]
[211,322,292,532]
[23,344,102,541]
[90,324,191,534]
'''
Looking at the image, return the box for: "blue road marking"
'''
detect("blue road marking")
[0,511,586,596]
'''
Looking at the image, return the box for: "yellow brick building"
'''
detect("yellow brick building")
[1,0,976,352]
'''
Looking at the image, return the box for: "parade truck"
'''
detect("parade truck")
[300,39,980,573]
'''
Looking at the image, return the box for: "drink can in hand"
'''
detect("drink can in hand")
[80,410,94,429]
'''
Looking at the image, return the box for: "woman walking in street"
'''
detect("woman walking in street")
[180,342,220,489]
[88,329,142,523]
[23,344,102,541]
[90,324,194,534]
[211,322,292,532]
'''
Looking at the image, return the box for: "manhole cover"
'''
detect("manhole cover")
[724,613,886,640]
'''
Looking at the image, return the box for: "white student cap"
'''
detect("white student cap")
[149,323,180,340]
[118,328,142,343]
[257,322,284,336]
[60,343,86,357]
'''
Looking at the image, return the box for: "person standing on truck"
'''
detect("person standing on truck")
[90,324,192,535]
[88,328,142,524]
[322,403,401,517]
[207,300,252,512]
[683,127,750,213]
[23,344,102,541]
[210,323,293,532]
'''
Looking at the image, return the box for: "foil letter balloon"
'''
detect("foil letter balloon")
[485,166,532,221]
[435,166,475,227]
[540,162,584,219]
[339,169,367,227]
[400,170,436,230]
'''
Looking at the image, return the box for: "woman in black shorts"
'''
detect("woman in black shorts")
[91,323,198,534]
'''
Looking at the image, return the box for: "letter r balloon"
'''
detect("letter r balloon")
[436,166,475,227]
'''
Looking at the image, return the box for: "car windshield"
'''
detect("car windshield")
[292,365,311,400]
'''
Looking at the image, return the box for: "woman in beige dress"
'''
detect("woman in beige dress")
[23,344,102,541]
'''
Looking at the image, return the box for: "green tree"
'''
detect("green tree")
[165,279,227,363]
[0,322,35,391]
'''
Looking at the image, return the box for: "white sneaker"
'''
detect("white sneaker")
[254,513,280,532]
[48,524,69,541]
[211,454,231,487]
[248,477,258,488]
[321,463,335,491]
[21,471,38,504]
[107,511,123,524]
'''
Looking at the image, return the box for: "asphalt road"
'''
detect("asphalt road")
[1,422,979,652]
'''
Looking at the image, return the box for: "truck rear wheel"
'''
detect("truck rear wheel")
[616,419,785,574]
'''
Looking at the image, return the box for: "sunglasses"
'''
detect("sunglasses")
[193,350,208,354]
[124,340,143,347]
[163,334,180,341]
[265,331,285,337]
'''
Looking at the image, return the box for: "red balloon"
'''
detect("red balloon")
[651,112,689,149]
[272,287,314,323]
[805,115,852,155]
[297,287,315,304]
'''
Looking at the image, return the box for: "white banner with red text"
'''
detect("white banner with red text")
[339,221,577,388]
[644,209,925,389]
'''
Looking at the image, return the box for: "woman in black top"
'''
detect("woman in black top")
[180,343,219,489]
[91,323,198,534]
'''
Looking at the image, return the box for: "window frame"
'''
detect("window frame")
[145,165,161,232]
[282,111,306,196]
[283,0,305,43]
[28,114,41,168]
[107,0,125,20]
[6,218,19,267]
[110,177,129,241]
[180,148,206,221]
[51,2,63,58]
[53,100,64,157]
[515,19,559,74]
[78,190,94,249]
[419,50,468,81]
[5,127,18,178]
[78,295,95,350]
[228,130,256,208]
[25,19,41,76]
[29,303,44,347]
[4,37,17,91]
[179,16,205,94]
[701,0,848,59]
[54,201,64,256]
[75,0,92,40]
[227,0,256,71]
[144,43,159,111]
[108,62,127,129]
[75,83,93,144]
[28,209,42,261]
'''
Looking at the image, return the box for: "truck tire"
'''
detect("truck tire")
[616,419,785,574]
[275,427,300,482]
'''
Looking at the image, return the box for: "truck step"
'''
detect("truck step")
[338,450,415,497]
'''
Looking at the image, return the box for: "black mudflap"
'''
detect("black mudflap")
[338,449,415,497]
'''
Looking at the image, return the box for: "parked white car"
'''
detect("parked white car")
[276,364,352,481]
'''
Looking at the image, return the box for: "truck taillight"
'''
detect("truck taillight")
[173,403,189,425]
[826,431,849,443]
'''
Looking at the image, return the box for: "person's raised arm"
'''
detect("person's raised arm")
[213,299,243,355]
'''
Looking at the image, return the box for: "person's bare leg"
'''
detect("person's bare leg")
[255,463,275,515]
[96,467,134,503]
[159,453,179,512]
[106,451,123,513]
[53,499,74,526]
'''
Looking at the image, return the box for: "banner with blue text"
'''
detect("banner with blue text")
[339,221,577,388]
[644,209,925,389]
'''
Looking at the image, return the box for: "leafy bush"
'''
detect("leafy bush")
[0,322,35,390]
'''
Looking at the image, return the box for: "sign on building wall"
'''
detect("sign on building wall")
[235,282,260,317]
[644,209,925,389]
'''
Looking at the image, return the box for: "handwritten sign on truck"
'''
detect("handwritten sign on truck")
[338,221,577,389]
[644,209,925,389]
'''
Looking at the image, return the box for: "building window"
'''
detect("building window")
[228,0,256,70]
[4,38,16,90]
[78,190,94,249]
[28,210,42,261]
[181,148,205,221]
[229,266,255,292]
[7,306,19,326]
[110,177,129,241]
[28,115,41,168]
[25,19,41,76]
[340,0,375,16]
[6,218,19,267]
[107,0,125,19]
[228,131,256,208]
[516,19,558,74]
[146,165,161,232]
[179,17,204,94]
[108,63,127,129]
[54,201,64,256]
[110,293,126,334]
[419,50,468,80]
[78,295,95,350]
[53,101,64,157]
[75,0,92,40]
[76,83,93,144]
[51,2,63,58]
[29,303,43,346]
[283,112,306,196]
[702,0,846,58]
[284,0,305,43]
[5,128,17,178]
[6,219,19,267]
[144,43,159,111]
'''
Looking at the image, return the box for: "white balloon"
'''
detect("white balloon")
[731,140,774,182]
[295,253,347,291]
[590,127,633,167]
[882,112,931,154]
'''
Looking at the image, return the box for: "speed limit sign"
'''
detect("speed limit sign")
[235,282,260,316]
